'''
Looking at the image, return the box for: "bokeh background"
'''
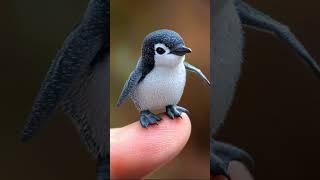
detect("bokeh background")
[215,0,320,180]
[110,0,210,179]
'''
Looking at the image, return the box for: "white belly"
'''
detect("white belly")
[132,62,186,111]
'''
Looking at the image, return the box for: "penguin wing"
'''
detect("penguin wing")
[21,0,107,153]
[61,52,108,157]
[235,0,320,78]
[116,59,145,107]
[184,61,210,85]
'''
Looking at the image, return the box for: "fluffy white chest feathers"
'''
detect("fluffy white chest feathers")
[132,59,186,111]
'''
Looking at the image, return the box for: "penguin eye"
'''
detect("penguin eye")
[156,47,166,55]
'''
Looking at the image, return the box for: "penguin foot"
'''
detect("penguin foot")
[211,138,254,178]
[140,110,161,128]
[166,105,189,119]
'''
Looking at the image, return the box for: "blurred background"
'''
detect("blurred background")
[215,0,320,180]
[0,0,98,179]
[110,0,210,179]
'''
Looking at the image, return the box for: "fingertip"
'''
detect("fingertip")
[110,113,191,179]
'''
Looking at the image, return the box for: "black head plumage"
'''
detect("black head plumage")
[141,29,185,61]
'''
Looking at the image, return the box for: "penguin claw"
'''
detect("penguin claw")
[173,108,181,117]
[166,105,189,119]
[176,106,189,113]
[166,109,175,119]
[140,110,161,128]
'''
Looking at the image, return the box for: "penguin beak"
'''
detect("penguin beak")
[170,45,192,56]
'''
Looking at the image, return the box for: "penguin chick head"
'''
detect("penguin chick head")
[142,29,192,67]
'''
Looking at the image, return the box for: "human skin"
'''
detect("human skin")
[110,113,253,179]
[110,113,191,179]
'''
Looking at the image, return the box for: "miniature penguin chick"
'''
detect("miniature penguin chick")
[117,29,210,128]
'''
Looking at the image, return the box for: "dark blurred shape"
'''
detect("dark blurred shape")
[214,0,320,179]
[0,0,105,179]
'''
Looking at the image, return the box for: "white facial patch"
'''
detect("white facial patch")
[154,43,185,67]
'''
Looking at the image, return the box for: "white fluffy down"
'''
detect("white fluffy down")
[132,45,186,111]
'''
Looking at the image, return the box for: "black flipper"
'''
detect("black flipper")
[116,59,144,107]
[184,61,210,86]
[21,0,107,142]
[21,0,109,179]
[211,138,254,178]
[235,0,320,78]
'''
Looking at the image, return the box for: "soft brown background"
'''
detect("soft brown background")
[215,0,320,180]
[110,0,210,179]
